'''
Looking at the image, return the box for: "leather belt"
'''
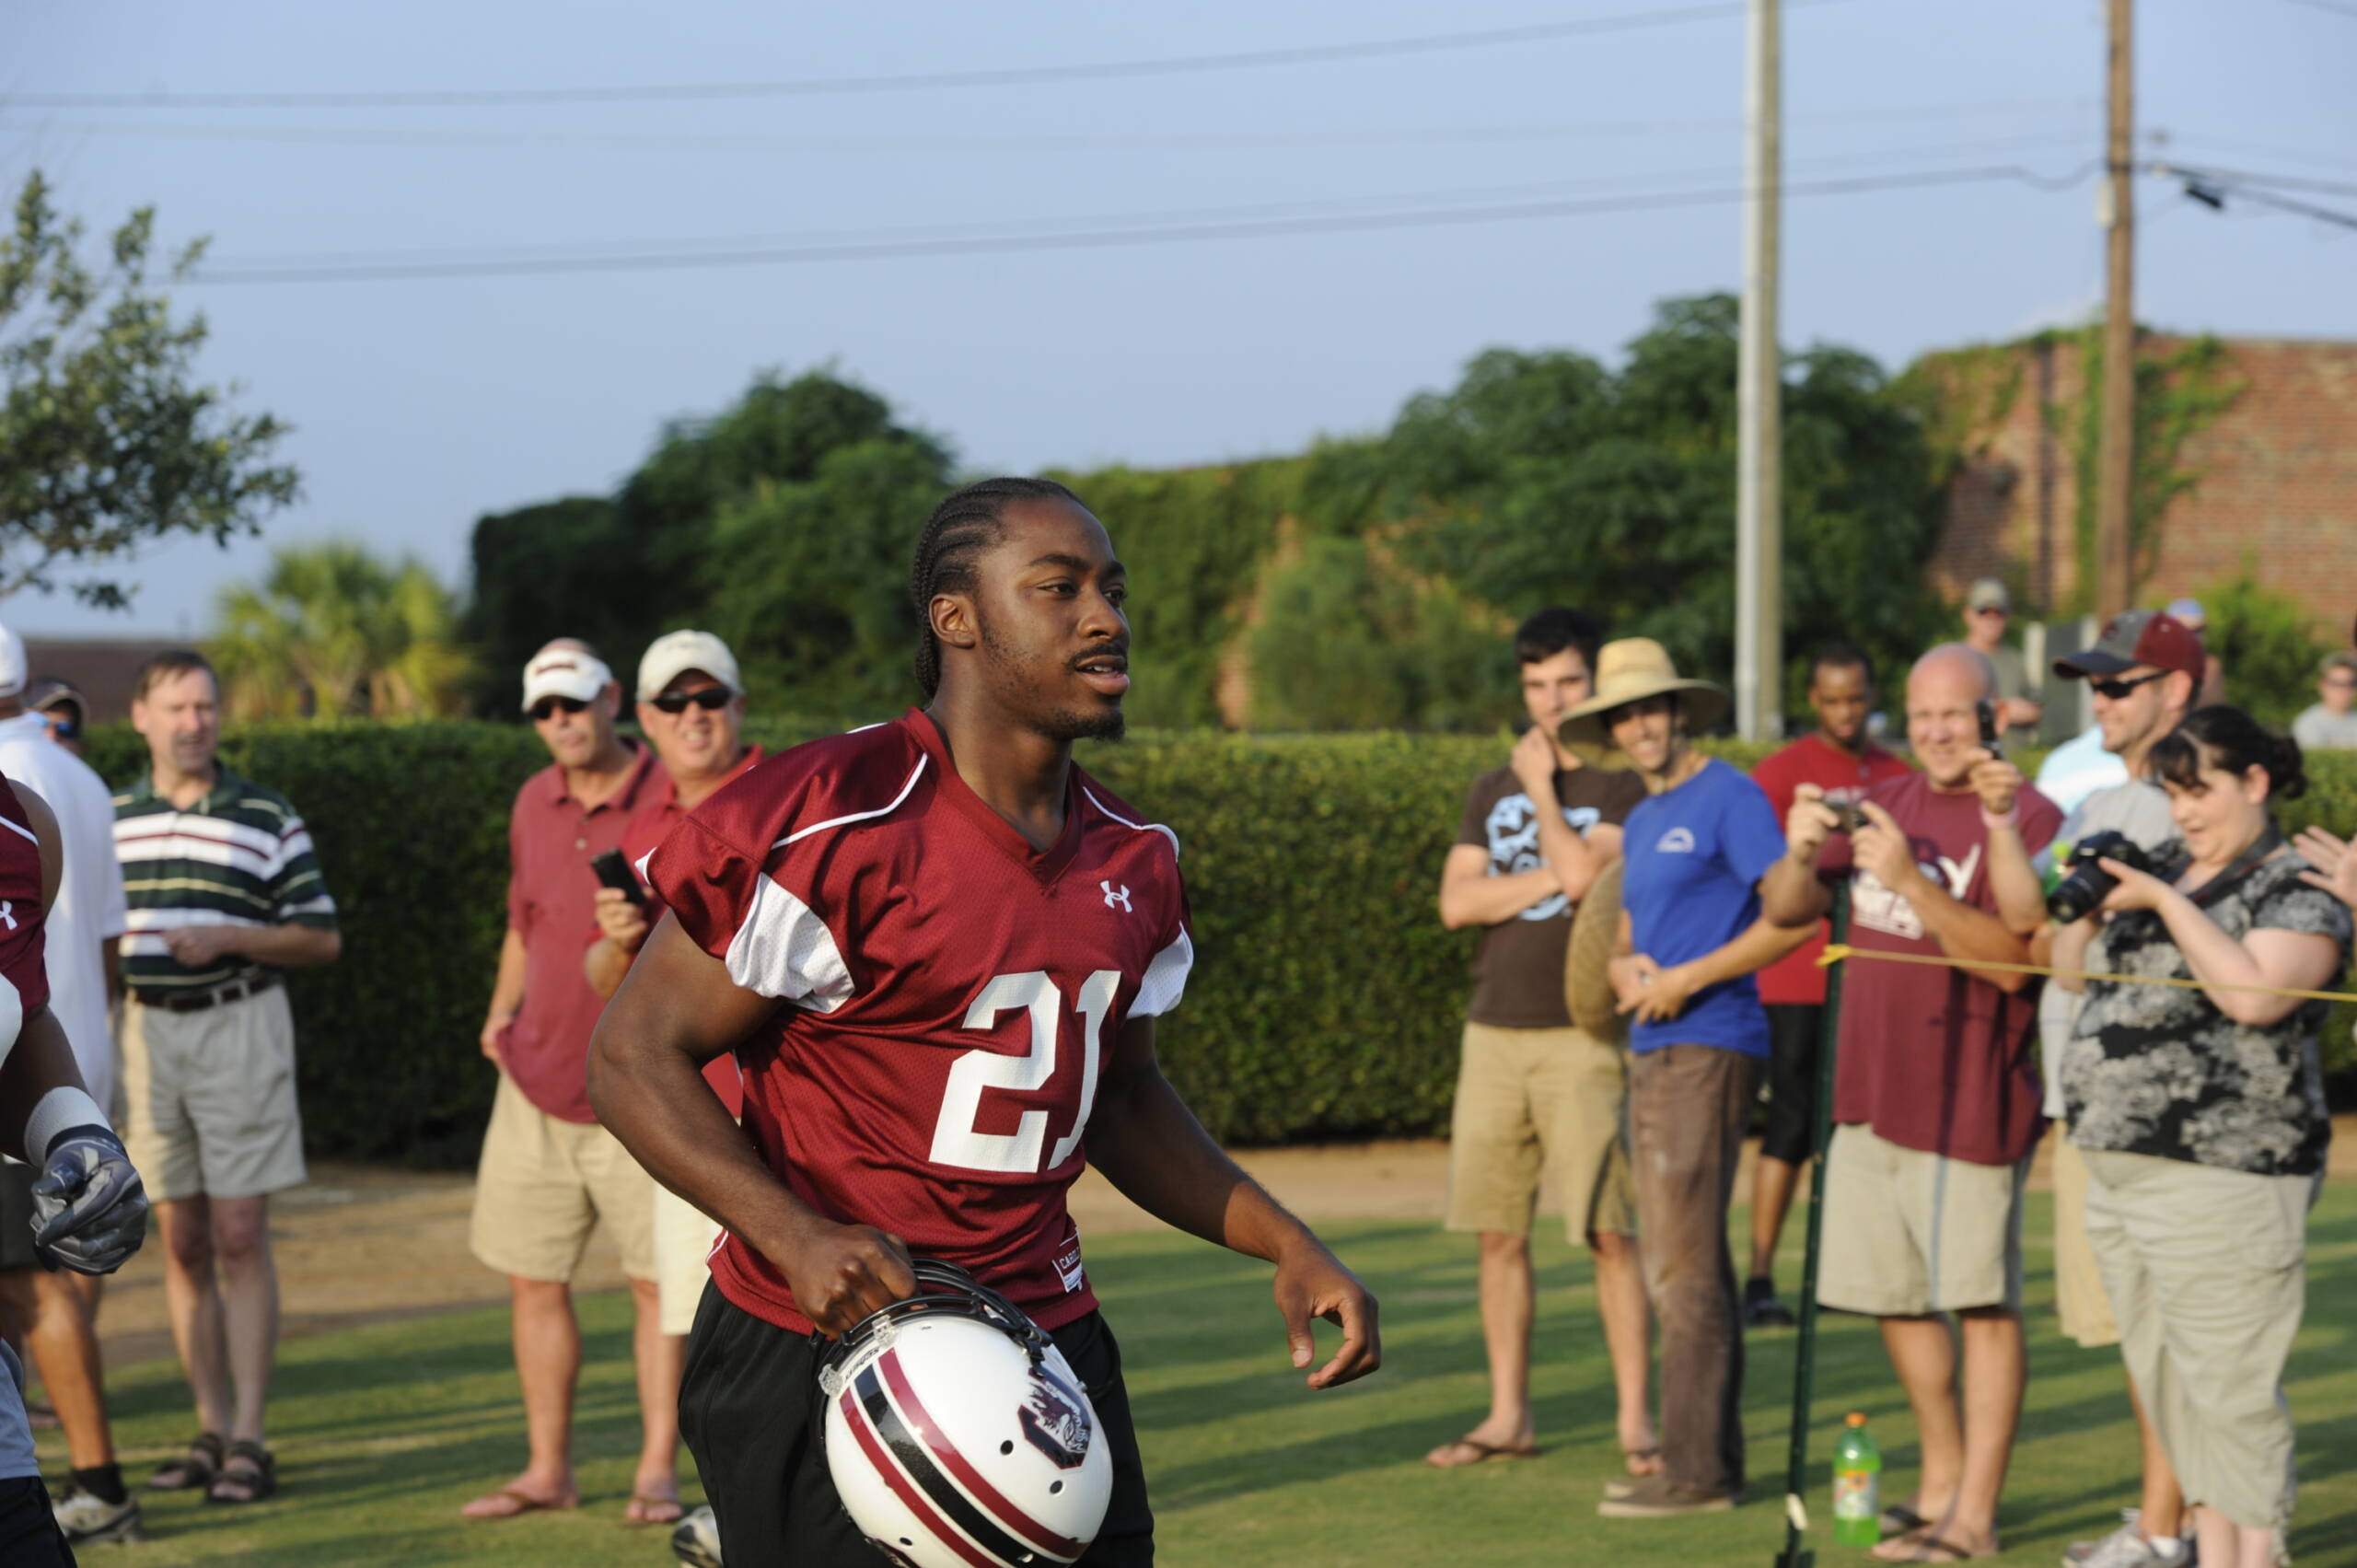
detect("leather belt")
[134,972,280,1015]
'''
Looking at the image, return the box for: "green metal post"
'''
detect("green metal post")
[1774,884,1848,1568]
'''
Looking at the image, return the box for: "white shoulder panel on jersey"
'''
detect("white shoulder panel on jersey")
[775,755,927,850]
[1080,786,1180,861]
[725,874,854,1011]
[1128,927,1193,1021]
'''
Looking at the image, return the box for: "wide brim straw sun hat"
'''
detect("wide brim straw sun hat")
[1554,637,1730,770]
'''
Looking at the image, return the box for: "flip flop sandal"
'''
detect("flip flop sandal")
[1887,1535,1980,1563]
[1622,1446,1665,1478]
[148,1433,226,1492]
[1881,1504,1932,1536]
[204,1441,277,1505]
[622,1493,685,1527]
[1425,1437,1541,1469]
[463,1487,575,1520]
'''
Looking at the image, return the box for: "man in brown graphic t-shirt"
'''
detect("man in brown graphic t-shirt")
[1428,608,1654,1477]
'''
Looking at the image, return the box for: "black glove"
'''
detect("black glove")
[30,1131,149,1276]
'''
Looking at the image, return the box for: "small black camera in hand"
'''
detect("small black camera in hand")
[2046,830,2153,925]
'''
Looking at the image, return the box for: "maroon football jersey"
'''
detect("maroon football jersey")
[645,711,1192,1336]
[0,781,50,1030]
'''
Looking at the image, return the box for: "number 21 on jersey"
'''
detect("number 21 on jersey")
[928,970,1120,1175]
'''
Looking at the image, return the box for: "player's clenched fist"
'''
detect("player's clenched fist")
[785,1222,919,1336]
[1271,1242,1381,1390]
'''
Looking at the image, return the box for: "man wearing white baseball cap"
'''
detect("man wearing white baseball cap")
[467,639,675,1525]
[585,631,766,1551]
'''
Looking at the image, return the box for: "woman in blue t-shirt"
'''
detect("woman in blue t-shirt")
[1557,640,1804,1519]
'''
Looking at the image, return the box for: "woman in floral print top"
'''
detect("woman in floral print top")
[2049,706,2350,1568]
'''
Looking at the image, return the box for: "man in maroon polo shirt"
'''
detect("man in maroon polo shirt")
[465,639,676,1524]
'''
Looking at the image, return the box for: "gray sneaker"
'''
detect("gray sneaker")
[52,1485,145,1545]
[670,1503,722,1568]
[2069,1511,2192,1568]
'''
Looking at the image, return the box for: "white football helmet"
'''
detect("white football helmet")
[819,1260,1113,1568]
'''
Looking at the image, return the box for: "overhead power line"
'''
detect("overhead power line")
[0,98,2094,155]
[188,161,2094,286]
[6,0,1856,110]
[2140,162,2357,199]
[197,133,2095,270]
[2152,161,2357,229]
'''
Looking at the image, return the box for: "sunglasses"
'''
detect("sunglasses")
[2088,670,2168,701]
[650,687,732,714]
[528,696,590,722]
[42,716,80,741]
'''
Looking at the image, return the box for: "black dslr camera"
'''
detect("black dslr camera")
[2046,830,2154,925]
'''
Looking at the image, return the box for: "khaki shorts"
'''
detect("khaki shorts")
[1445,1021,1635,1242]
[653,1179,721,1337]
[470,1073,656,1283]
[1817,1123,2025,1317]
[2083,1148,2313,1534]
[2049,1131,2119,1348]
[119,986,307,1202]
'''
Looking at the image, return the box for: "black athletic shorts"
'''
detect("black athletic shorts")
[679,1283,1154,1567]
[1759,1003,1825,1167]
[0,1167,35,1274]
[0,1475,75,1567]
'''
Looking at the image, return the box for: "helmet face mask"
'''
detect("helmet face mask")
[819,1260,1114,1568]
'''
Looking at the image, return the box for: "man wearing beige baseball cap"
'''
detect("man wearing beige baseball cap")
[467,639,675,1525]
[1559,639,1808,1519]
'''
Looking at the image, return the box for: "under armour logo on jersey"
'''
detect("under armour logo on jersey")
[1100,881,1132,912]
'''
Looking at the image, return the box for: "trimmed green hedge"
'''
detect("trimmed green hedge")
[78,724,2357,1165]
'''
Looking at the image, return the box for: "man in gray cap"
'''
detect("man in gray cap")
[1989,610,2203,1568]
[1963,579,2043,746]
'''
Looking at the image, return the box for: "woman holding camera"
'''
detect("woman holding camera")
[2052,706,2351,1568]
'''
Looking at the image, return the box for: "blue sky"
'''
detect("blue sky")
[6,0,2352,638]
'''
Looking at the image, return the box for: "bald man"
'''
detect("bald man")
[1760,645,2061,1562]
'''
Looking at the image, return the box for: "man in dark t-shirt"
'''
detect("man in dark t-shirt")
[1430,609,1653,1477]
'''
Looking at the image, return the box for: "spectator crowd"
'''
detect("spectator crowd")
[0,561,2350,1568]
[1428,588,2355,1568]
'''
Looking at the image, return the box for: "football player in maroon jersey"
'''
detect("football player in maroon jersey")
[0,780,150,1563]
[591,478,1380,1566]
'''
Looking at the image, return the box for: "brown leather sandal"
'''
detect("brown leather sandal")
[147,1433,225,1492]
[204,1440,277,1504]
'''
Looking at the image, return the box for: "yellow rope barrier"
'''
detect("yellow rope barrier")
[1817,942,2357,1006]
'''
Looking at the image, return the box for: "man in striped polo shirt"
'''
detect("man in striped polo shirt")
[112,649,341,1507]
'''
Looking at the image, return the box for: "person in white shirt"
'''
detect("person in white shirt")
[2291,653,2357,751]
[0,625,140,1544]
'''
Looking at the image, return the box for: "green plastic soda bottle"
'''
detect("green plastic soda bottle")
[1831,1412,1882,1547]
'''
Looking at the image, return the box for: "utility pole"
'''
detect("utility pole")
[1736,0,1782,739]
[2095,0,2136,619]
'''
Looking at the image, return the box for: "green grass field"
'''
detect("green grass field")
[52,1186,2357,1567]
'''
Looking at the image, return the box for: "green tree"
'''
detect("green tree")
[1246,536,1510,731]
[1,171,298,609]
[460,495,653,711]
[463,367,950,715]
[212,543,472,721]
[1371,295,1948,701]
[2193,565,2329,730]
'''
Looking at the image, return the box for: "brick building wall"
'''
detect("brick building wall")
[1921,333,2357,633]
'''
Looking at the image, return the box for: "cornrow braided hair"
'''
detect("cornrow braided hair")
[909,476,1083,698]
